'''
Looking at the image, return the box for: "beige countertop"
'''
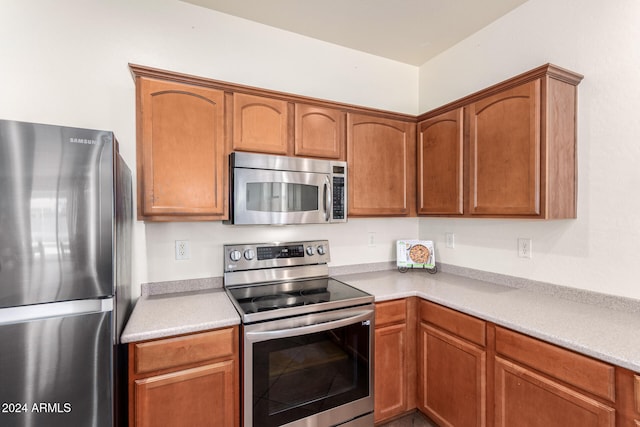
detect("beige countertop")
[334,269,640,373]
[120,267,640,373]
[120,288,240,343]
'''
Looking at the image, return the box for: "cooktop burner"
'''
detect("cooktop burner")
[226,277,372,322]
[250,293,309,312]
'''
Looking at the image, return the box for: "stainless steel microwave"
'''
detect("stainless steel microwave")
[227,152,347,225]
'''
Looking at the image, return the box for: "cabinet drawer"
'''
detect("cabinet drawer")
[635,374,640,414]
[419,300,485,347]
[134,328,236,375]
[375,300,406,328]
[495,327,614,401]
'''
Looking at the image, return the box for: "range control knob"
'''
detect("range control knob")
[306,246,315,256]
[244,249,255,260]
[229,250,242,262]
[317,245,326,255]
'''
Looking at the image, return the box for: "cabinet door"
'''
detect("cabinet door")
[375,323,407,423]
[134,361,237,427]
[418,323,486,427]
[137,78,226,220]
[636,373,640,426]
[294,103,345,159]
[347,114,416,216]
[636,373,640,418]
[468,80,541,216]
[233,93,289,155]
[614,368,640,426]
[417,108,464,215]
[495,357,614,427]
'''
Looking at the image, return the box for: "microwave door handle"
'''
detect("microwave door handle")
[323,177,332,222]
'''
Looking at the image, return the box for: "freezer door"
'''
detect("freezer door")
[0,299,113,427]
[0,120,114,308]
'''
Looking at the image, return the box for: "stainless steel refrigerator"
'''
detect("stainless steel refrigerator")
[0,120,132,427]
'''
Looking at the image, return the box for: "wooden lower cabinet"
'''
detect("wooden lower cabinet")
[128,327,239,427]
[636,373,640,425]
[419,324,486,427]
[375,322,407,422]
[372,298,638,427]
[374,298,416,423]
[495,357,614,427]
[418,301,486,427]
[134,361,235,427]
[495,326,616,427]
[614,368,640,426]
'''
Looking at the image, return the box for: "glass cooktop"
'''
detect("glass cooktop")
[226,277,373,323]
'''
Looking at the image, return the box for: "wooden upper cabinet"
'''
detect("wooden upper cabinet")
[347,113,416,216]
[418,63,582,219]
[469,80,541,216]
[294,103,345,159]
[136,77,227,221]
[233,93,290,155]
[417,108,464,215]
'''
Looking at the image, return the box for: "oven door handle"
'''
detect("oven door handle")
[245,309,372,341]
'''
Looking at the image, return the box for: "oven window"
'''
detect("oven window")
[252,321,370,427]
[246,182,318,212]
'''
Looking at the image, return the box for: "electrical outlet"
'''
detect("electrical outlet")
[517,238,532,258]
[445,232,455,248]
[175,240,190,260]
[367,232,376,247]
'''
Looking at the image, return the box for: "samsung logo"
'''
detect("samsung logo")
[69,137,97,145]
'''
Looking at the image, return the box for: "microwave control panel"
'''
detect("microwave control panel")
[332,176,345,220]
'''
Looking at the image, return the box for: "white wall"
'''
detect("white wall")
[4,0,638,302]
[0,0,419,299]
[418,0,640,299]
[145,219,417,282]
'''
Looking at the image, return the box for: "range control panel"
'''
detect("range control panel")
[224,240,330,272]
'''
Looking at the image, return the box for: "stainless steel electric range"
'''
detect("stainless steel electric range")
[224,240,374,427]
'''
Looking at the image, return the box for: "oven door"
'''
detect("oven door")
[232,168,333,225]
[243,306,374,427]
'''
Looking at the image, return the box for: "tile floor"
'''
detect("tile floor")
[378,411,438,427]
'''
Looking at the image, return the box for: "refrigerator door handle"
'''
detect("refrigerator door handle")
[0,297,113,325]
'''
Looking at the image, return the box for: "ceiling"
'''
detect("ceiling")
[182,0,529,65]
